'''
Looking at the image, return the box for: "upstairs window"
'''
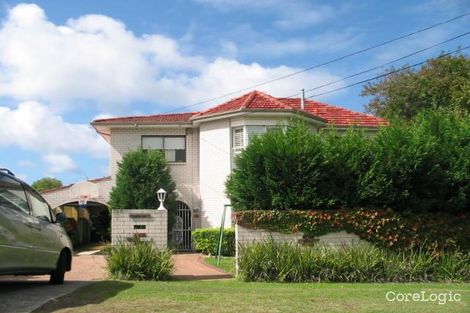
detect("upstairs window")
[232,127,244,159]
[246,125,280,143]
[232,125,281,168]
[142,136,186,162]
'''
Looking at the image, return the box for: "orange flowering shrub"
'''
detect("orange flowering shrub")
[233,209,470,252]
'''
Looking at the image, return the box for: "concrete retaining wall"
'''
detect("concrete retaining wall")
[112,209,168,250]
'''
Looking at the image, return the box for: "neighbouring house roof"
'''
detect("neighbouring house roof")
[40,176,112,194]
[91,91,387,135]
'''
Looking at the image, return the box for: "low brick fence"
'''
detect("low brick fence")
[235,225,366,261]
[112,209,167,249]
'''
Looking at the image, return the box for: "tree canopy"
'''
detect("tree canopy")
[32,177,63,192]
[362,54,470,120]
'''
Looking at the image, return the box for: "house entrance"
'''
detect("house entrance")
[172,201,192,251]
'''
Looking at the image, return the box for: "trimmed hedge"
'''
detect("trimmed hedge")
[238,241,470,282]
[234,209,470,252]
[193,228,235,256]
[226,122,369,211]
[226,110,470,213]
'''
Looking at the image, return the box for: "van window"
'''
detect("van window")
[26,189,52,222]
[0,175,30,214]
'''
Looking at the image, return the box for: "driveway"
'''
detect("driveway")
[0,253,107,313]
[0,252,231,313]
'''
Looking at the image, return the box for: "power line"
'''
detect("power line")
[284,31,470,98]
[163,11,470,113]
[305,45,470,99]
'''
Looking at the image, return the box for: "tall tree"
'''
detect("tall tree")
[362,54,470,120]
[32,177,63,192]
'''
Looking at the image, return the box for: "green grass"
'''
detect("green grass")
[34,280,469,313]
[204,256,236,274]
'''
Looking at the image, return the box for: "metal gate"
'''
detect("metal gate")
[172,201,192,251]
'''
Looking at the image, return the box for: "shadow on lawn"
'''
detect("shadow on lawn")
[33,281,133,313]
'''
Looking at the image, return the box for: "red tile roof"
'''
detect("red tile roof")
[279,97,388,127]
[92,91,387,127]
[192,91,387,127]
[93,112,196,124]
[191,91,297,119]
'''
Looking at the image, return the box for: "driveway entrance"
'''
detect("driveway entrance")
[0,253,107,313]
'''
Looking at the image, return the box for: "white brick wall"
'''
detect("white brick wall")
[109,127,201,228]
[235,226,366,258]
[111,209,168,250]
[315,231,366,248]
[199,119,232,228]
[235,224,303,258]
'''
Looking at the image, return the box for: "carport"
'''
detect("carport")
[41,177,112,246]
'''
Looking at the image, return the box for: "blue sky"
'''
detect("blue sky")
[0,0,468,185]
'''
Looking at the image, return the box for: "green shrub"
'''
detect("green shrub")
[226,121,370,211]
[193,228,235,256]
[106,240,174,280]
[238,241,470,283]
[109,149,177,211]
[226,110,470,214]
[234,209,470,252]
[360,110,470,213]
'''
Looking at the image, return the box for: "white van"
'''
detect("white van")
[0,169,73,284]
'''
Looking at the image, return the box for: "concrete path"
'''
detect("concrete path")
[0,254,107,313]
[171,253,232,280]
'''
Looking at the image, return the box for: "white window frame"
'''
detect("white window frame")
[142,135,186,163]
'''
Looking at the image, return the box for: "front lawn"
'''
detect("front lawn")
[204,256,236,274]
[34,280,469,313]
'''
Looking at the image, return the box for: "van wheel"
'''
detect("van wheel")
[49,252,67,284]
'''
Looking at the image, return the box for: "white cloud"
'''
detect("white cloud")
[180,58,343,104]
[43,153,79,174]
[0,4,204,106]
[0,3,343,111]
[0,101,108,155]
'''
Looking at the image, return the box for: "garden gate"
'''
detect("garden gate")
[172,201,192,251]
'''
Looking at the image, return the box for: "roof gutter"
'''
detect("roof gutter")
[190,108,327,124]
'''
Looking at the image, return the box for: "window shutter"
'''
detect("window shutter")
[142,137,163,150]
[233,128,244,149]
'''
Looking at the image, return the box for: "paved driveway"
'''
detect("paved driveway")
[0,252,231,313]
[0,253,107,313]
